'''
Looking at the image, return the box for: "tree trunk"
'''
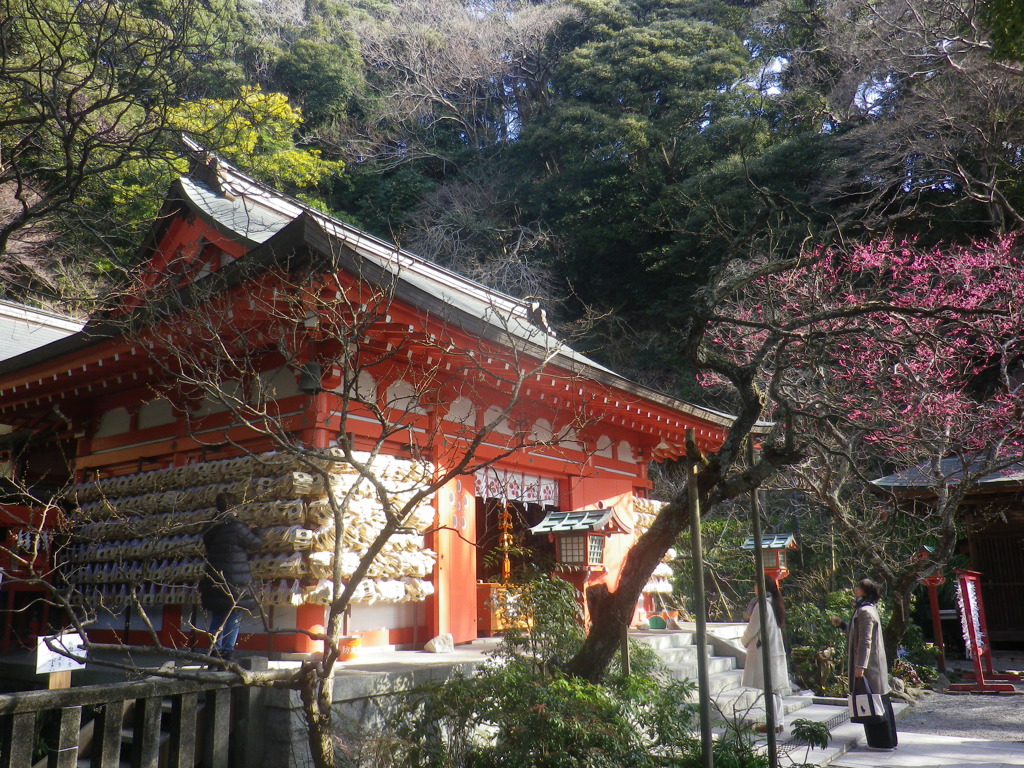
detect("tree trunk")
[883,588,913,665]
[564,495,690,681]
[300,668,336,768]
[562,433,798,681]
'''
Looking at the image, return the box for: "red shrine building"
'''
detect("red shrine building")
[0,142,731,655]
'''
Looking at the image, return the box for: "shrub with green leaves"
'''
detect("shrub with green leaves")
[372,575,773,768]
[786,591,851,695]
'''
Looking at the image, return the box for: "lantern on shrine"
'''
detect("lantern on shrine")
[741,533,798,583]
[914,545,946,587]
[529,504,633,572]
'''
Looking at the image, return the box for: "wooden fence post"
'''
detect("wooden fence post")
[234,657,269,766]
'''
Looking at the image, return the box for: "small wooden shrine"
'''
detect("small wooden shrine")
[874,459,1024,644]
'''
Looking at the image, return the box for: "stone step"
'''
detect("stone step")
[631,630,695,650]
[746,698,911,765]
[708,686,769,721]
[709,691,814,726]
[634,626,813,732]
[703,622,747,642]
[649,644,717,665]
[663,655,738,681]
[672,667,747,697]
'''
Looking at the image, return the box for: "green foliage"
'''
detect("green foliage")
[388,665,698,768]
[135,0,253,97]
[490,576,587,668]
[788,717,831,768]
[0,0,205,288]
[332,166,439,241]
[502,0,851,391]
[516,0,765,308]
[174,87,345,187]
[917,659,941,685]
[983,0,1024,61]
[374,574,770,768]
[902,642,942,676]
[102,87,344,245]
[699,726,770,768]
[0,0,349,284]
[790,718,830,751]
[272,37,364,128]
[786,591,851,696]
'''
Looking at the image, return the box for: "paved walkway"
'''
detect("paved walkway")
[831,731,1024,768]
[826,658,1024,767]
[751,686,1024,767]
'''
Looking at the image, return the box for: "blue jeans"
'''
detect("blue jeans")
[208,607,242,654]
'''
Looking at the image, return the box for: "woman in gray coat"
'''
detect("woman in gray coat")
[832,578,898,750]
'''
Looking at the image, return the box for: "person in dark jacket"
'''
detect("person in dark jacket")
[200,492,262,660]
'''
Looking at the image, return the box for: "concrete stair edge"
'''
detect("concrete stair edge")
[741,699,912,766]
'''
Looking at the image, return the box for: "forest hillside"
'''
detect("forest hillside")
[3,0,1023,399]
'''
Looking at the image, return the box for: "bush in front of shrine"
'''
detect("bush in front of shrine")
[363,576,772,767]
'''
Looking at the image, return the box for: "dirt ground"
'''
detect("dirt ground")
[897,672,1024,742]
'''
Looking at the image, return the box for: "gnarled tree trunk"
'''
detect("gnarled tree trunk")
[565,494,691,681]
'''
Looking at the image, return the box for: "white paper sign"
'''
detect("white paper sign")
[36,632,86,674]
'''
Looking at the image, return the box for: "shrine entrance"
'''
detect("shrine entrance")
[474,470,560,635]
[475,498,558,584]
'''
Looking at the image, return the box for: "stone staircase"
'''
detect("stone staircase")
[632,627,924,765]
[631,628,812,727]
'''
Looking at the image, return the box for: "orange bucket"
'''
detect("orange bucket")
[338,635,362,661]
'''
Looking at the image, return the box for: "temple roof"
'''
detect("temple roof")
[0,299,83,363]
[0,139,745,451]
[168,139,737,431]
[872,457,1024,492]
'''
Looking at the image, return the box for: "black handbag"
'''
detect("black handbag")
[848,676,886,724]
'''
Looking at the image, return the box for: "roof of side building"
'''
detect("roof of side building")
[0,299,84,363]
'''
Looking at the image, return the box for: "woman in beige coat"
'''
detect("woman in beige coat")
[832,578,898,750]
[741,578,790,732]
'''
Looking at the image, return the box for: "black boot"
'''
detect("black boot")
[206,648,224,669]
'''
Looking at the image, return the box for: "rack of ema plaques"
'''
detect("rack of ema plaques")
[948,569,1021,692]
[63,450,437,615]
[631,497,676,619]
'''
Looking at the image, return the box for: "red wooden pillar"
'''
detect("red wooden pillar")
[295,604,326,653]
[428,477,477,643]
[921,576,946,672]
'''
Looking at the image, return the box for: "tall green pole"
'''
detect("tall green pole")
[749,440,778,767]
[687,429,713,768]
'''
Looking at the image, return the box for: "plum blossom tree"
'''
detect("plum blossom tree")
[706,236,1024,651]
[566,235,1024,679]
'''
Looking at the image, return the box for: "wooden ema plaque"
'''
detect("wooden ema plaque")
[948,570,1019,692]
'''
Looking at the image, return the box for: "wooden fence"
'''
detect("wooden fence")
[0,660,267,768]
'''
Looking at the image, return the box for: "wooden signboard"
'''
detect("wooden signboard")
[948,570,1018,692]
[36,631,86,690]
